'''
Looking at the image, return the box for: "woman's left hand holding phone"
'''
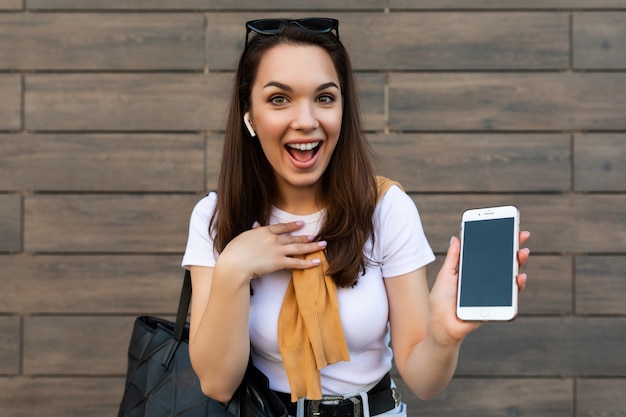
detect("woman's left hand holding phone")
[428,230,531,346]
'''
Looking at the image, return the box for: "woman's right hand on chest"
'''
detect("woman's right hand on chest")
[215,220,327,284]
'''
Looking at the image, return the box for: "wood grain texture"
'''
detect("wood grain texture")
[27,0,384,9]
[457,317,626,376]
[205,12,568,70]
[0,316,20,374]
[412,194,626,254]
[206,13,387,71]
[0,13,204,70]
[0,134,204,192]
[0,75,21,130]
[576,256,626,315]
[24,0,626,10]
[370,133,571,192]
[400,378,572,417]
[206,134,223,191]
[389,73,626,131]
[23,72,383,132]
[0,196,21,252]
[23,316,134,374]
[342,12,569,70]
[574,12,626,69]
[574,134,626,191]
[205,13,243,71]
[25,74,232,131]
[23,194,201,253]
[1,255,184,314]
[390,0,626,8]
[0,376,123,417]
[577,379,626,417]
[0,0,20,8]
[4,5,626,417]
[519,255,573,315]
[27,0,210,8]
[357,73,386,131]
[205,12,391,72]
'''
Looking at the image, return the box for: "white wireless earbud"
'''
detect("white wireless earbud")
[243,112,257,137]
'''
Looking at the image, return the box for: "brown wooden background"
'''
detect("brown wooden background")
[1,1,625,416]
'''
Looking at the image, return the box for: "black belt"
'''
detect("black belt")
[274,373,400,417]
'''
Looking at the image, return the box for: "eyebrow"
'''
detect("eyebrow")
[263,81,340,92]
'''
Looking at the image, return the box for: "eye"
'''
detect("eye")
[317,94,336,104]
[269,95,289,106]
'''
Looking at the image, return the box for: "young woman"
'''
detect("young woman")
[182,18,530,417]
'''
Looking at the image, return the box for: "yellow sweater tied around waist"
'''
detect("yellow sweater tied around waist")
[277,176,403,401]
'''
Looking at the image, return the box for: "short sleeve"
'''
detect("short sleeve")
[375,185,435,278]
[181,193,218,269]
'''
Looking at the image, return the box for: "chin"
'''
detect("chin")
[284,172,325,188]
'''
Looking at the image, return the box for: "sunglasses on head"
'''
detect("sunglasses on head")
[245,17,340,46]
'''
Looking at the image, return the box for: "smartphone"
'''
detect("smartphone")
[456,205,520,321]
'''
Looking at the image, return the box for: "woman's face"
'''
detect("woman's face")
[248,43,343,197]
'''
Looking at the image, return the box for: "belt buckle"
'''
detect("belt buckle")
[306,396,346,417]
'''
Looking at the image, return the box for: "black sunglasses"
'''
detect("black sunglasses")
[245,18,339,46]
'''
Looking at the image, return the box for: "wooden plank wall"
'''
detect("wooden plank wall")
[1,1,625,416]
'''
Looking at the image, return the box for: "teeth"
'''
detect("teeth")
[287,142,320,151]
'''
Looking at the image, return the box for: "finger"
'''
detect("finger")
[277,240,328,258]
[283,255,323,270]
[518,247,530,268]
[519,231,530,245]
[441,236,461,276]
[277,233,316,245]
[516,273,528,291]
[294,240,328,254]
[267,220,306,235]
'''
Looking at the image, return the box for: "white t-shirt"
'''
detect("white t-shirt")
[182,185,435,396]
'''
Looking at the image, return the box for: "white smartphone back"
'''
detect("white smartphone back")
[456,205,520,321]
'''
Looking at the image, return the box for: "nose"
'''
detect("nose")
[290,102,319,132]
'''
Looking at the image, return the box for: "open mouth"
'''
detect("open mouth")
[285,141,321,163]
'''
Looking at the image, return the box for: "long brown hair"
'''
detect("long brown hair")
[212,23,377,287]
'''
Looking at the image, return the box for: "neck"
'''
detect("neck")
[274,181,325,215]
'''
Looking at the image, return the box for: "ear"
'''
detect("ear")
[243,112,257,137]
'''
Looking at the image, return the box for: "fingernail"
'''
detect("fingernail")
[317,240,327,248]
[252,221,260,228]
[311,258,321,265]
[450,236,455,246]
[295,220,305,226]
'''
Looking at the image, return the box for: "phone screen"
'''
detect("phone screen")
[459,217,515,307]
